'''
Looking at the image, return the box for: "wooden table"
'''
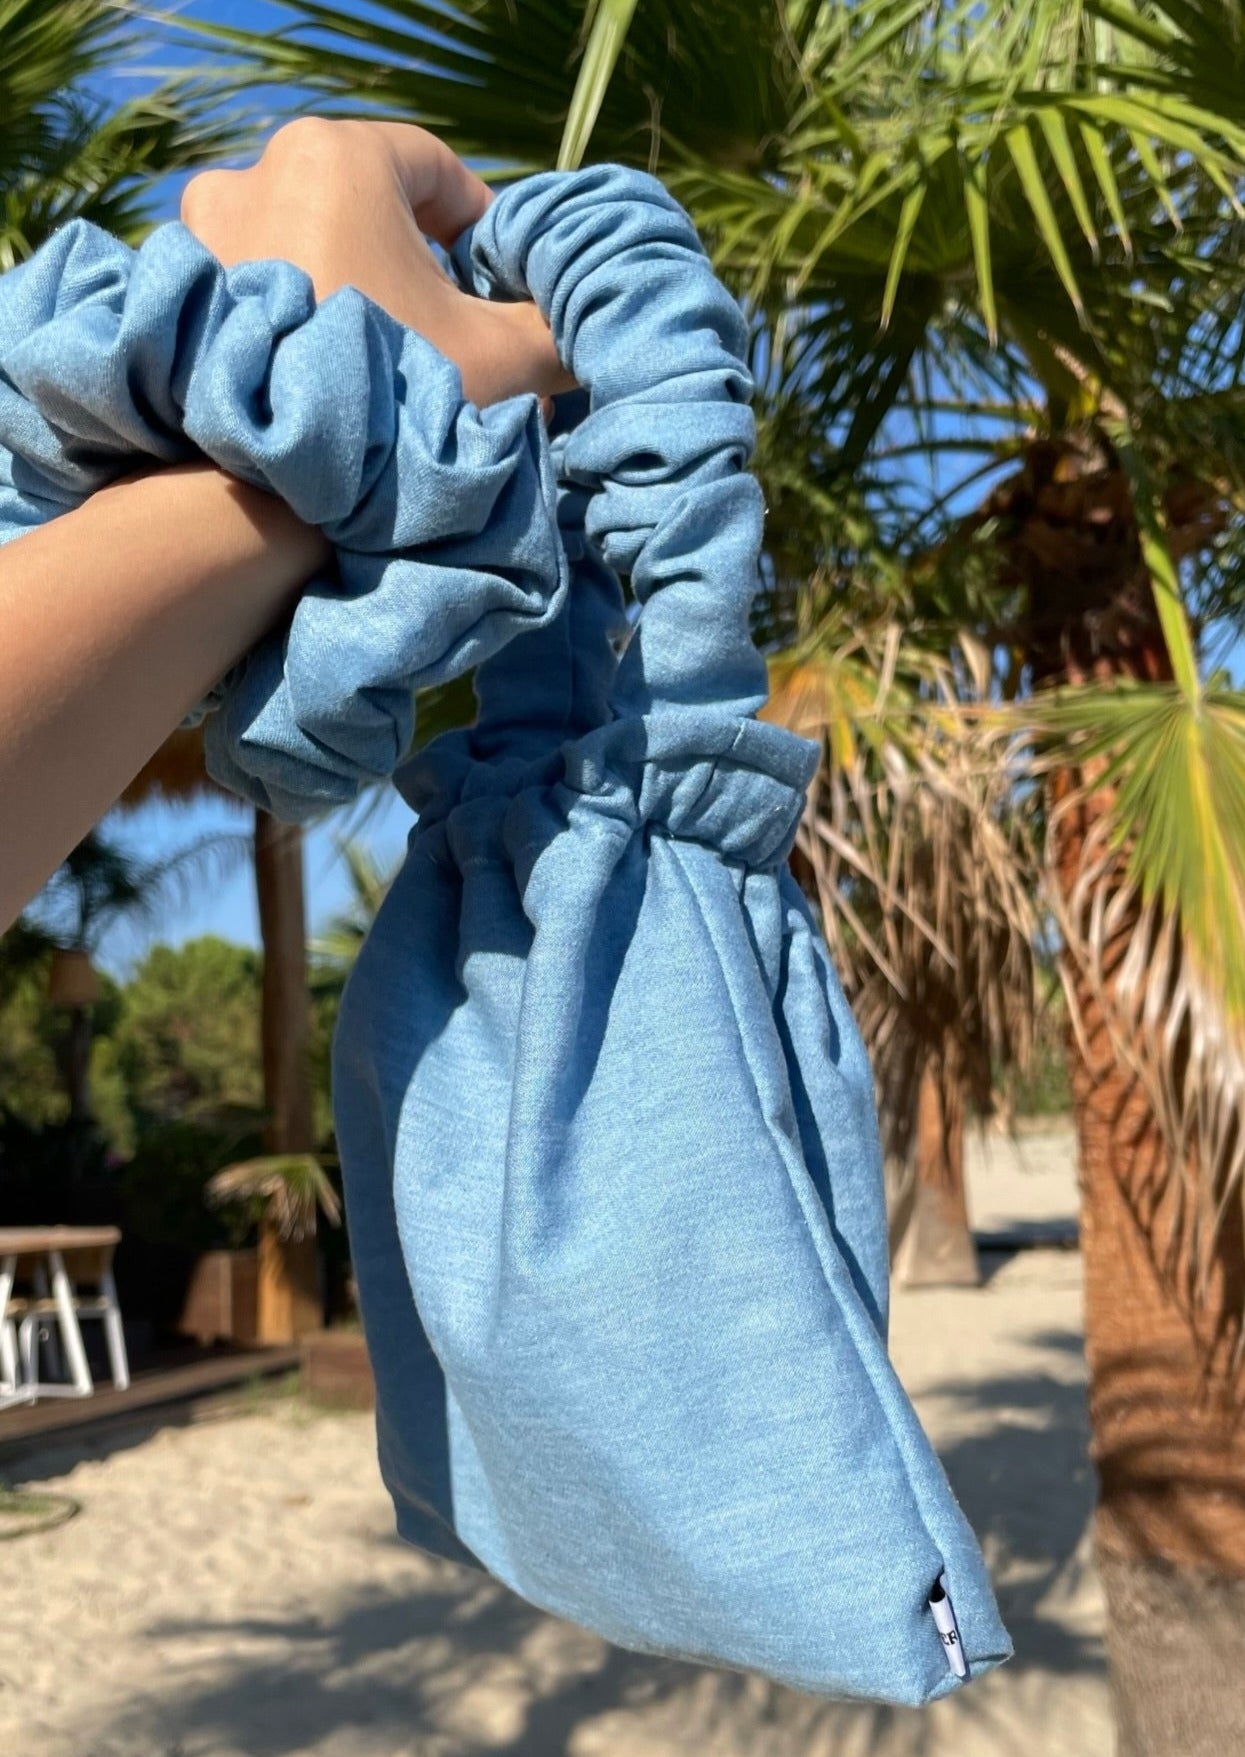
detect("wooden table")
[0,1226,122,1408]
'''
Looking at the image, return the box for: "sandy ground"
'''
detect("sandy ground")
[1,1123,1110,1757]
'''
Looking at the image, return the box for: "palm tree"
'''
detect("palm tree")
[119,736,322,1341]
[119,733,317,1153]
[208,1150,341,1240]
[0,0,243,266]
[23,825,247,1123]
[309,839,399,997]
[208,1147,342,1336]
[185,2,1245,1738]
[770,617,1040,1286]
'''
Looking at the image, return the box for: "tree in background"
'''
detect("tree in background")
[21,829,245,1124]
[0,0,242,266]
[0,925,64,1130]
[309,840,399,999]
[119,733,324,1337]
[194,4,1245,1741]
[0,924,337,1208]
[113,935,264,1126]
[0,921,131,1151]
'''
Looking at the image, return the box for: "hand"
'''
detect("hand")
[180,119,572,408]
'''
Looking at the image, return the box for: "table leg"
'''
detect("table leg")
[32,1262,64,1381]
[48,1251,93,1396]
[99,1265,130,1390]
[0,1254,33,1410]
[0,1255,17,1393]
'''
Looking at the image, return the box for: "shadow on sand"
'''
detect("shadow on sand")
[73,1322,1104,1757]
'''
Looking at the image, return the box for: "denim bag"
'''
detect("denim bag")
[0,165,1009,1703]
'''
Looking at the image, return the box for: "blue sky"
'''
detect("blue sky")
[96,1,420,975]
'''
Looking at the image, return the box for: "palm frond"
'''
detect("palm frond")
[1044,751,1245,1329]
[1013,673,1245,1333]
[1029,682,1245,1029]
[27,827,252,955]
[774,620,1039,1165]
[178,1,1245,522]
[558,0,639,170]
[207,1153,342,1241]
[0,3,255,261]
[309,839,398,989]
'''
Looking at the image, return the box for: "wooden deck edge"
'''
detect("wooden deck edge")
[974,1226,1080,1252]
[0,1345,301,1465]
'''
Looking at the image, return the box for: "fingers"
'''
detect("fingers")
[180,168,243,254]
[252,118,490,246]
[366,122,493,246]
[177,117,565,406]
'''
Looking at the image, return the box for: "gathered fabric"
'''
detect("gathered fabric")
[0,217,565,812]
[0,165,1010,1703]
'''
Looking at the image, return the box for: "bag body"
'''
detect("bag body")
[335,638,1009,1702]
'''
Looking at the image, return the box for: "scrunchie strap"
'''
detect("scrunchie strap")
[470,416,628,761]
[452,167,818,869]
[0,217,567,814]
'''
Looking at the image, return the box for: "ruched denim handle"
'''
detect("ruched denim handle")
[449,167,820,871]
[0,168,815,865]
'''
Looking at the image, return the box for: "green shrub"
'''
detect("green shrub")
[121,1117,265,1252]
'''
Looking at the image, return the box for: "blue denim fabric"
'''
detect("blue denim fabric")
[0,166,1010,1703]
[0,218,564,804]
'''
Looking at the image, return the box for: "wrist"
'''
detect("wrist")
[95,465,331,604]
[455,299,572,408]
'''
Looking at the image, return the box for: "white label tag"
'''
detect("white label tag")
[929,1576,968,1678]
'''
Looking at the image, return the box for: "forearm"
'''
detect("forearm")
[0,464,329,928]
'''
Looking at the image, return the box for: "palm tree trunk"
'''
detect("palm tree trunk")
[62,1004,94,1124]
[989,442,1245,1748]
[1051,768,1245,1756]
[895,1052,980,1287]
[253,810,321,1341]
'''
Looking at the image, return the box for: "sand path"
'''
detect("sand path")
[3,1124,1109,1756]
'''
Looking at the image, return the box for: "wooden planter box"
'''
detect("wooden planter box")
[178,1249,259,1345]
[301,1329,374,1410]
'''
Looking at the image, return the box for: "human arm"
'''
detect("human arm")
[0,466,328,928]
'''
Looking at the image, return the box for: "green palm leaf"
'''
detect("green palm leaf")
[0,1,252,262]
[1028,676,1245,1301]
[559,0,640,170]
[309,840,398,991]
[1029,683,1245,1028]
